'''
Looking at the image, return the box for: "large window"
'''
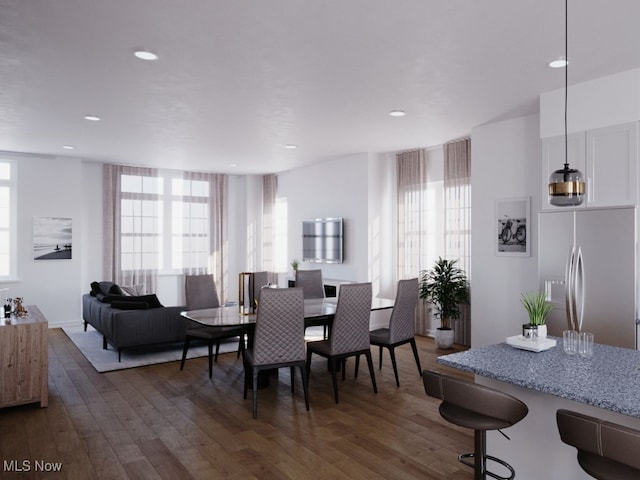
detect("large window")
[0,160,16,280]
[105,165,228,296]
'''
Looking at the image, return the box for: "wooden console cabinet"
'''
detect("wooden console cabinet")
[0,305,48,408]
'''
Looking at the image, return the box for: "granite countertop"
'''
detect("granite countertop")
[437,338,640,418]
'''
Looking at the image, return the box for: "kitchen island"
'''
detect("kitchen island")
[437,338,640,479]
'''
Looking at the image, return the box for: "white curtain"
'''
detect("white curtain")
[396,149,430,334]
[262,174,278,285]
[104,165,228,301]
[444,137,471,345]
[103,164,159,294]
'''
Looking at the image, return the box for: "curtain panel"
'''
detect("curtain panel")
[262,174,278,285]
[396,149,430,334]
[103,164,229,301]
[444,137,471,346]
[103,164,159,294]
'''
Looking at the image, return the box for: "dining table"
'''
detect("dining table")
[181,296,395,387]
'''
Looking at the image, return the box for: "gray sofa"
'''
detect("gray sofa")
[82,282,187,361]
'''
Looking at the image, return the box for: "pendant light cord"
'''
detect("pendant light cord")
[564,0,569,171]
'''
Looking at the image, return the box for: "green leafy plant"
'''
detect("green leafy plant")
[290,259,299,271]
[521,291,552,326]
[419,257,469,329]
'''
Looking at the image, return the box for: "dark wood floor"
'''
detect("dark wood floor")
[0,329,473,479]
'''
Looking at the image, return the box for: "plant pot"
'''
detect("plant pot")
[435,328,455,349]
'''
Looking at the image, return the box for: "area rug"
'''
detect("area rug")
[62,325,236,373]
[62,324,326,373]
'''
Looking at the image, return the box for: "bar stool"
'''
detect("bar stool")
[423,370,528,480]
[556,409,640,479]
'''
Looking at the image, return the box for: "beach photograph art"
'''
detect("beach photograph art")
[33,217,72,260]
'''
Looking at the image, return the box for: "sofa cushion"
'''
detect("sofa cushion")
[121,284,146,296]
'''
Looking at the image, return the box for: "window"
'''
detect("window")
[273,197,288,273]
[115,169,215,274]
[0,160,16,280]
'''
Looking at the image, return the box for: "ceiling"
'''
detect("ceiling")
[2,1,640,175]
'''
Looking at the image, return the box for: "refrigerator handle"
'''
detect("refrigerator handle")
[565,246,574,331]
[575,246,585,332]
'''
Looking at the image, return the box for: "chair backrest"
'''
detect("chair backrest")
[295,269,325,299]
[249,271,269,306]
[252,287,305,366]
[388,278,419,343]
[557,409,640,475]
[329,282,372,355]
[185,274,220,310]
[423,370,528,427]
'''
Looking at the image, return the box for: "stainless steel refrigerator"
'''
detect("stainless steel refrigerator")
[538,206,637,349]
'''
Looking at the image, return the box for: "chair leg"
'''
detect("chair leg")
[354,355,360,378]
[207,341,214,379]
[409,338,423,375]
[378,345,383,369]
[180,337,191,371]
[252,369,259,419]
[330,358,340,404]
[290,366,295,394]
[306,350,313,377]
[243,359,249,399]
[299,365,310,411]
[389,347,400,387]
[364,350,378,394]
[214,339,221,363]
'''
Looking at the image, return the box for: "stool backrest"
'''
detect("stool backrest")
[423,369,528,426]
[557,409,640,476]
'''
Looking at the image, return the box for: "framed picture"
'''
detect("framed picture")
[495,197,530,257]
[33,217,73,260]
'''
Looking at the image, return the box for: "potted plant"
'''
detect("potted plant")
[520,291,553,339]
[290,259,299,271]
[419,257,469,349]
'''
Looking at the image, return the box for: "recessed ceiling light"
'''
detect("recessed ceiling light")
[134,49,159,61]
[84,115,101,121]
[284,144,297,149]
[389,110,406,117]
[229,163,237,167]
[62,145,75,150]
[548,57,569,68]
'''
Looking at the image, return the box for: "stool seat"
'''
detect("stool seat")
[557,409,640,480]
[423,369,528,480]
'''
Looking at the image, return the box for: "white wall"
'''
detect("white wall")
[277,153,371,286]
[471,114,541,347]
[4,154,84,327]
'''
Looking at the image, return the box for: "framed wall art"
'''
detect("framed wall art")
[495,197,530,257]
[33,217,72,260]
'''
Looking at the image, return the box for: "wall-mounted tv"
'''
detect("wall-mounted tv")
[302,217,344,264]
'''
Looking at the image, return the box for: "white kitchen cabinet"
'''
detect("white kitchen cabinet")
[541,121,638,210]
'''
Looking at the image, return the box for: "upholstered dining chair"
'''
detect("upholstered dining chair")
[368,278,422,387]
[243,287,309,419]
[180,274,246,378]
[295,269,325,299]
[557,409,640,479]
[306,282,377,404]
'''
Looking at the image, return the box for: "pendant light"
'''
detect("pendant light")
[548,0,585,207]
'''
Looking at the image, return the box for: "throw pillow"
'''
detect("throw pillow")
[111,300,150,310]
[121,284,146,296]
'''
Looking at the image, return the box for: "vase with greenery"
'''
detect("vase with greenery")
[521,291,553,338]
[290,259,299,271]
[419,257,469,348]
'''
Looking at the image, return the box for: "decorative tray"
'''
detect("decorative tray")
[506,335,557,352]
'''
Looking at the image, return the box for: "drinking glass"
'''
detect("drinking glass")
[578,332,594,358]
[563,330,578,354]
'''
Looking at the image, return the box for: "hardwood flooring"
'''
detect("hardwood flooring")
[0,329,473,479]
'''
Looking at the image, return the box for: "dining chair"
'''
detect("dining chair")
[295,269,325,299]
[180,274,246,378]
[306,282,377,404]
[368,278,422,387]
[243,287,309,419]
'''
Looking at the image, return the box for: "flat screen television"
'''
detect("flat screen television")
[302,217,344,264]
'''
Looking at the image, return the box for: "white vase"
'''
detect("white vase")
[435,328,455,349]
[537,324,547,339]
